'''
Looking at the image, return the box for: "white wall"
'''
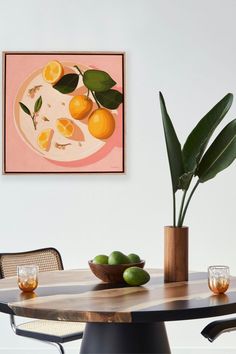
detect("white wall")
[1,0,236,352]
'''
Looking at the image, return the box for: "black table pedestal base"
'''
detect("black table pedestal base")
[80,322,171,354]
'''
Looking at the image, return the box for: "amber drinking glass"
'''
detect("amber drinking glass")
[17,265,39,292]
[208,265,230,295]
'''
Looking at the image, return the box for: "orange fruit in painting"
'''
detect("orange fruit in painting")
[69,95,93,120]
[88,108,115,139]
[42,60,64,84]
[56,118,75,138]
[37,129,54,151]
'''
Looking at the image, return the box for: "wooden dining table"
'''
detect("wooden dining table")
[0,269,236,353]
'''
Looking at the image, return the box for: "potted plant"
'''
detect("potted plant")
[159,92,236,282]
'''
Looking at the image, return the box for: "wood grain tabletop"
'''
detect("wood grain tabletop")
[0,269,236,323]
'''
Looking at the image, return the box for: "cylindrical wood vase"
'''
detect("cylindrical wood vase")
[164,226,188,283]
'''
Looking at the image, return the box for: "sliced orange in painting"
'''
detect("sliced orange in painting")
[37,129,54,151]
[56,118,75,138]
[42,60,64,84]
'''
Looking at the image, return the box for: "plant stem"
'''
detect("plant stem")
[74,65,100,108]
[74,65,83,77]
[172,190,176,227]
[91,91,101,108]
[177,189,187,227]
[180,179,200,226]
[31,114,37,130]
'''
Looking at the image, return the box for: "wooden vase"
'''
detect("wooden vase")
[164,226,188,283]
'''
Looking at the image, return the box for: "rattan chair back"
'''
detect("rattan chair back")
[0,248,64,278]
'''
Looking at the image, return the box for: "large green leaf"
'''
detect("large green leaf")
[53,74,79,94]
[159,92,185,192]
[196,119,236,183]
[178,171,193,190]
[95,89,123,109]
[182,93,233,173]
[83,70,116,92]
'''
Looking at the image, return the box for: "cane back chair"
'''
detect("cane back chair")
[0,248,84,354]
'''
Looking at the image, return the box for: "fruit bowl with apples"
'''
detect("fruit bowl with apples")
[89,251,149,285]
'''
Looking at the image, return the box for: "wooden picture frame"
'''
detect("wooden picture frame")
[3,52,125,174]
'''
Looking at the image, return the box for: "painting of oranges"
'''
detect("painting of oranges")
[3,52,124,173]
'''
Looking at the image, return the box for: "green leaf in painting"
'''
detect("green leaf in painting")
[19,102,31,116]
[95,89,123,109]
[159,92,185,192]
[34,96,42,113]
[53,74,79,94]
[83,70,116,92]
[196,119,236,183]
[182,93,233,173]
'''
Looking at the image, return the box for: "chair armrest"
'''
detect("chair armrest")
[201,318,236,342]
[10,314,16,333]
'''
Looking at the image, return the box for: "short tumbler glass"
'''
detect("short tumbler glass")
[17,265,39,292]
[208,265,230,295]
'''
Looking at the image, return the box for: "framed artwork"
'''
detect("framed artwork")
[3,52,125,173]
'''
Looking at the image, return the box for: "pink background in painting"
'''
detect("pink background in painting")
[5,53,124,172]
